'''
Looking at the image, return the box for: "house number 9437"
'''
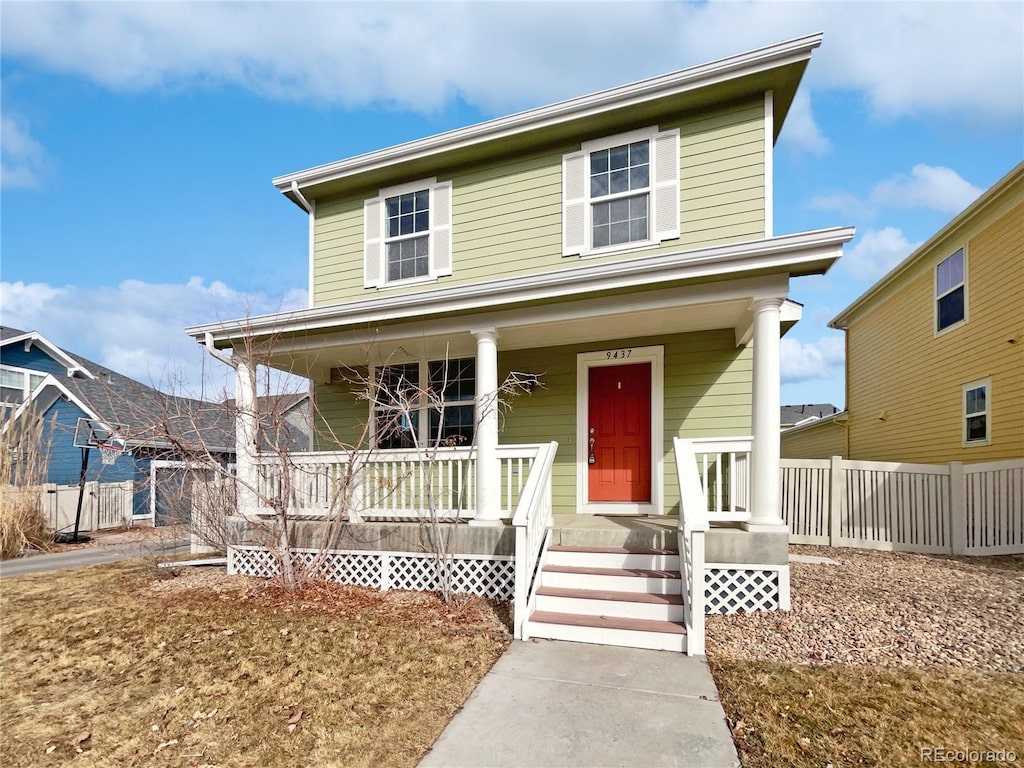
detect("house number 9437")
[606,349,633,360]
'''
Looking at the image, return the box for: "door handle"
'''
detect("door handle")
[588,437,596,464]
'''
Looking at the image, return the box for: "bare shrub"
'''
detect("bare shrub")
[1,411,52,558]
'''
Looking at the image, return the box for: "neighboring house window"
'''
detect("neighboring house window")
[0,366,46,406]
[364,178,453,288]
[963,379,990,445]
[373,358,476,449]
[562,126,680,257]
[936,248,966,332]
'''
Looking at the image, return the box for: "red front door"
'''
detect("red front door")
[588,362,652,503]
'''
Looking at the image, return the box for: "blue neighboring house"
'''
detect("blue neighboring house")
[1,325,235,526]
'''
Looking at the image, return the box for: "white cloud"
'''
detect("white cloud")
[842,227,922,282]
[781,335,845,383]
[807,190,875,221]
[871,164,983,215]
[0,114,51,188]
[777,90,831,155]
[1,2,1020,126]
[0,278,307,398]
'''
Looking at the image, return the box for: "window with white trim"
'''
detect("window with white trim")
[962,379,990,445]
[373,358,476,449]
[936,248,966,332]
[364,178,452,288]
[1,366,46,407]
[562,126,679,257]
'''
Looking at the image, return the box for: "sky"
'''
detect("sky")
[2,1,1022,408]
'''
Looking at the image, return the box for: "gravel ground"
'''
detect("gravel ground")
[706,546,1024,673]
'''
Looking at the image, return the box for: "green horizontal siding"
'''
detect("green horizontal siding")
[311,329,752,515]
[312,98,766,306]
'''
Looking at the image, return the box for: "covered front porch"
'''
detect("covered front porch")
[186,231,855,653]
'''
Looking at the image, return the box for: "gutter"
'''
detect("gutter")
[272,33,823,197]
[187,226,855,345]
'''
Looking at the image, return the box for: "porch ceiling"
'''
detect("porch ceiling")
[262,276,800,383]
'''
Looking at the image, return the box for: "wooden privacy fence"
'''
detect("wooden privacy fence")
[39,480,135,533]
[781,457,1024,556]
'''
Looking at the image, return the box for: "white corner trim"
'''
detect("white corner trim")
[764,90,774,239]
[575,345,664,516]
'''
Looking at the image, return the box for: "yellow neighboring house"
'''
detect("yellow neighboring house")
[785,162,1023,463]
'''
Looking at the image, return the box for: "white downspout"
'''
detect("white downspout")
[290,181,315,309]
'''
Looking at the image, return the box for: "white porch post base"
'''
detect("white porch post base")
[471,328,501,525]
[746,297,786,530]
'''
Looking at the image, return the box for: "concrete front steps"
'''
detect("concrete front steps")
[526,545,687,652]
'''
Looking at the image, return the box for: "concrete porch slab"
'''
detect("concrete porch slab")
[419,640,739,768]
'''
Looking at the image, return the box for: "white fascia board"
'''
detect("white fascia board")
[0,332,96,379]
[187,226,854,346]
[781,410,847,436]
[1,376,102,437]
[830,161,1024,329]
[272,33,823,195]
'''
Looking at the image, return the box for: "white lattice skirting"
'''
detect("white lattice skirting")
[704,564,791,614]
[228,546,515,600]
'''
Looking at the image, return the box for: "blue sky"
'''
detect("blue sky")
[2,1,1022,407]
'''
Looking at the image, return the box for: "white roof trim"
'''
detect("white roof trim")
[188,226,854,344]
[1,374,103,436]
[782,410,848,436]
[0,331,96,379]
[831,161,1024,329]
[272,33,823,195]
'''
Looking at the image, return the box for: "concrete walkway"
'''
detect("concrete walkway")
[419,640,739,768]
[0,537,190,578]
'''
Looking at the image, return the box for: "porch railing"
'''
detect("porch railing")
[689,436,752,522]
[673,437,708,656]
[251,445,543,520]
[512,441,559,640]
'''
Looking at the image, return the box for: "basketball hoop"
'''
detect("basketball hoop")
[98,443,123,465]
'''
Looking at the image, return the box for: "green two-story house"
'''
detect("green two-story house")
[187,33,853,654]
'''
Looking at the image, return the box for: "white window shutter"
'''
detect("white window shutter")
[652,129,680,242]
[364,197,383,288]
[562,150,586,256]
[430,180,453,277]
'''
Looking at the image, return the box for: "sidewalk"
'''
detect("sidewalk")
[419,639,739,768]
[0,537,190,578]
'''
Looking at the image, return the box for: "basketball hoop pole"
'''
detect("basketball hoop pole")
[73,446,90,542]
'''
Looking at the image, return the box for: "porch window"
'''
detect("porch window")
[562,126,679,257]
[963,378,990,445]
[373,358,476,449]
[364,178,453,289]
[936,248,966,333]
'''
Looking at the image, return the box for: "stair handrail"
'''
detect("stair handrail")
[512,441,559,640]
[673,437,707,656]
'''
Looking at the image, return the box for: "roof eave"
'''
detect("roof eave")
[830,161,1024,330]
[272,33,823,204]
[187,226,855,347]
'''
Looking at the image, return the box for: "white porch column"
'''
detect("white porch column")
[746,297,787,531]
[234,355,260,518]
[470,328,501,525]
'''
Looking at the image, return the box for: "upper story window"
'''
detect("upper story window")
[364,178,452,289]
[963,378,990,445]
[1,365,46,407]
[562,126,679,258]
[373,357,476,449]
[936,248,966,333]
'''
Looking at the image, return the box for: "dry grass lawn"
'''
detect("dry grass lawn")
[1,562,510,767]
[711,661,1024,767]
